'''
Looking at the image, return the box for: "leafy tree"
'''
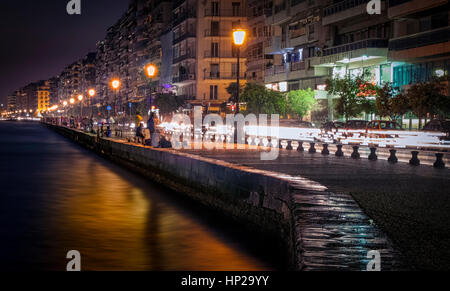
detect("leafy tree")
[375,83,395,118]
[240,83,287,115]
[326,71,378,121]
[287,89,317,120]
[404,78,448,128]
[226,82,244,102]
[154,93,184,116]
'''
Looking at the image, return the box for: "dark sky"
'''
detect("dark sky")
[0,0,130,105]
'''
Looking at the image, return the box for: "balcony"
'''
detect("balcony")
[204,30,231,37]
[323,0,373,26]
[173,50,196,64]
[388,0,448,19]
[173,73,196,83]
[172,10,196,27]
[264,36,282,54]
[320,38,389,65]
[389,26,450,59]
[204,51,238,58]
[173,31,196,44]
[203,71,246,80]
[323,38,388,56]
[204,8,245,17]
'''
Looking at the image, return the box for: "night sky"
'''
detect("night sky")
[0,0,130,105]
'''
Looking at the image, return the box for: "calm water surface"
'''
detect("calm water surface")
[0,122,272,271]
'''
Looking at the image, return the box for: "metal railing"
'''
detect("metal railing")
[323,38,389,56]
[389,26,450,51]
[323,0,371,17]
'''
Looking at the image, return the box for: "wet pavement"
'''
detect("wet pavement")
[180,146,450,271]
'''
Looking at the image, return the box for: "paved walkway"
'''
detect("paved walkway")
[179,146,450,271]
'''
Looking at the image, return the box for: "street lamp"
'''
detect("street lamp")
[110,78,121,118]
[145,64,158,78]
[232,28,246,114]
[78,95,84,118]
[88,89,96,117]
[145,63,158,116]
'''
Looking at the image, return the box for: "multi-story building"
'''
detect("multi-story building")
[388,0,450,95]
[263,0,329,91]
[37,81,51,113]
[58,61,82,104]
[7,91,18,113]
[246,0,273,85]
[171,0,248,108]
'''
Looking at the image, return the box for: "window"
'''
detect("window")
[210,85,218,100]
[232,2,241,16]
[211,42,219,57]
[211,21,219,36]
[211,1,219,16]
[210,64,220,78]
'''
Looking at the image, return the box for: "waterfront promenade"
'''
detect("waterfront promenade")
[44,124,422,271]
[180,146,450,270]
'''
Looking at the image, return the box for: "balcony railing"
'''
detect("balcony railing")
[323,0,371,17]
[204,30,230,37]
[323,38,389,56]
[204,51,237,58]
[173,50,196,64]
[389,26,450,51]
[290,61,306,71]
[204,71,246,80]
[173,73,196,83]
[388,0,411,7]
[172,10,196,26]
[173,31,196,44]
[204,8,245,17]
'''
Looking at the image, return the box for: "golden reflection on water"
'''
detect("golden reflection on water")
[46,152,270,271]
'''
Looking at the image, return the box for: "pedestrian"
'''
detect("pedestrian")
[136,122,145,144]
[147,112,160,147]
[135,112,143,127]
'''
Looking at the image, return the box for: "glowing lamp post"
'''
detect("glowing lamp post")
[232,29,246,114]
[110,79,121,117]
[88,89,96,117]
[145,63,158,115]
[78,95,84,118]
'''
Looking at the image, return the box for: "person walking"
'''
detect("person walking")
[147,112,160,147]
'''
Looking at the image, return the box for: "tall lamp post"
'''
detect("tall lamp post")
[232,28,246,114]
[145,63,158,114]
[78,94,84,118]
[110,78,121,118]
[88,89,96,117]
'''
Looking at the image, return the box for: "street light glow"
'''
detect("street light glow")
[70,98,75,104]
[63,101,68,106]
[111,79,121,90]
[233,29,246,46]
[88,89,96,97]
[145,64,158,78]
[78,95,84,101]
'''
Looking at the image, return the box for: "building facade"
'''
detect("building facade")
[171,0,248,108]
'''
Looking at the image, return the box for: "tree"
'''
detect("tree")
[326,71,378,121]
[375,83,395,119]
[240,83,287,115]
[225,82,244,102]
[287,89,317,120]
[154,94,184,117]
[404,78,448,128]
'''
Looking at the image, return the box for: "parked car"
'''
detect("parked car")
[365,120,402,139]
[279,120,315,128]
[366,120,403,131]
[321,121,345,131]
[423,119,450,133]
[423,119,450,142]
[344,120,368,130]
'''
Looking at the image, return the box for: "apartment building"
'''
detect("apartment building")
[37,81,51,113]
[246,0,273,85]
[7,91,17,113]
[263,0,328,93]
[388,0,450,95]
[171,0,248,107]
